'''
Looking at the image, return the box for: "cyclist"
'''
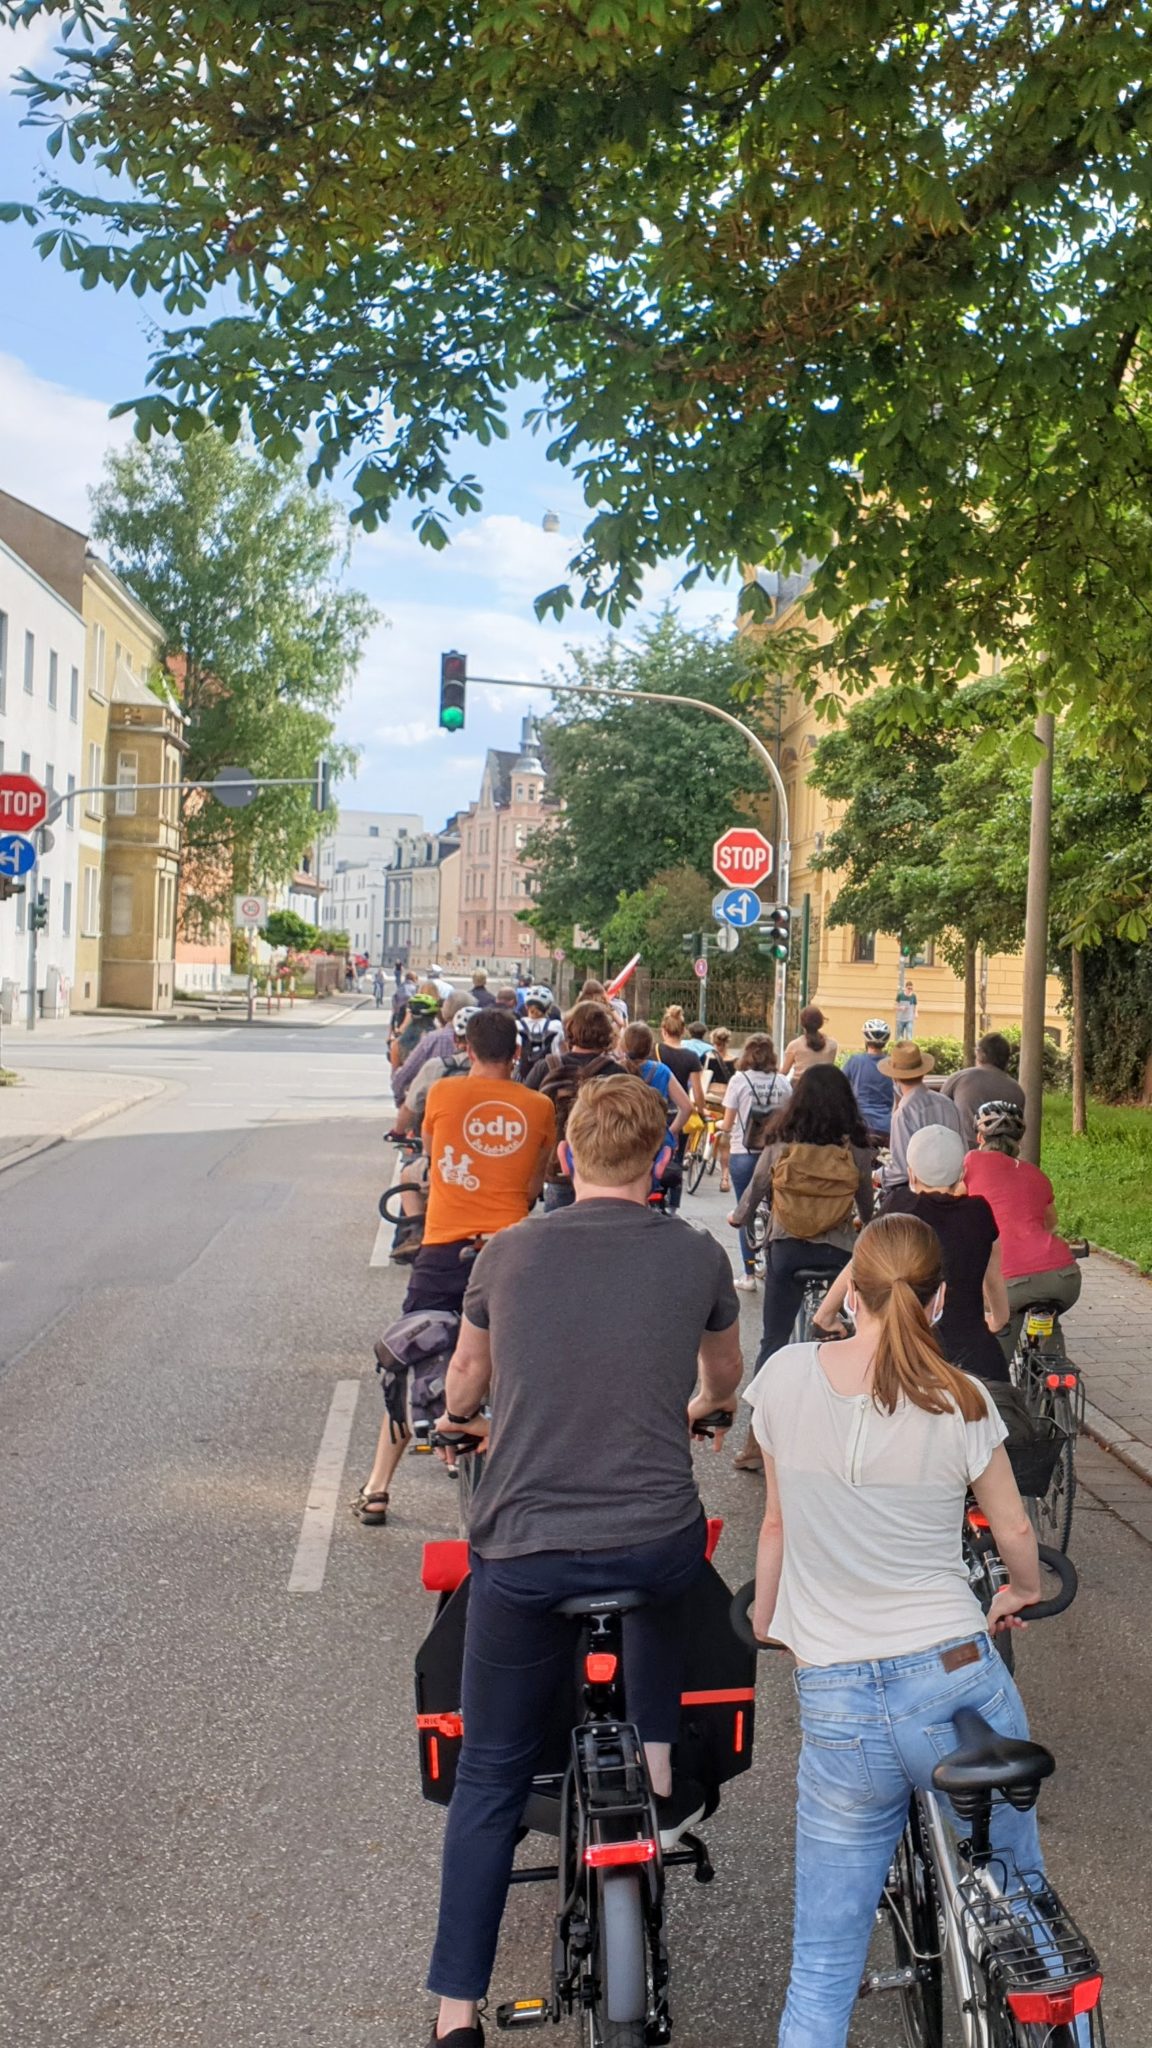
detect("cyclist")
[683,1019,712,1059]
[657,1005,707,1113]
[354,1007,554,1526]
[620,1021,693,1133]
[520,999,622,1210]
[390,983,442,1071]
[878,1040,962,1197]
[939,1030,1026,1148]
[425,1076,742,2048]
[468,967,496,1008]
[965,1099,1081,1357]
[841,1018,895,1147]
[730,1064,873,1363]
[817,1124,1011,1383]
[393,992,469,1107]
[780,1005,838,1081]
[720,1034,791,1292]
[746,1212,1047,2048]
[395,1006,477,1135]
[517,988,563,1070]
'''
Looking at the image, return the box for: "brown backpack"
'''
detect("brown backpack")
[770,1143,859,1240]
[538,1052,620,1179]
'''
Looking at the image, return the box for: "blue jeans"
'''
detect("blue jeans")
[779,1636,1045,2048]
[729,1151,758,1272]
[428,1517,707,2000]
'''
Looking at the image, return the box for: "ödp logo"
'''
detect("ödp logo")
[464,1102,529,1157]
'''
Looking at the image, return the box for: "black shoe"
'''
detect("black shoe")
[428,2026,484,2048]
[653,1778,706,1850]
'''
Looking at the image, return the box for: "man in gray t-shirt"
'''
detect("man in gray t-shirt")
[939,1031,1027,1150]
[425,1076,742,2046]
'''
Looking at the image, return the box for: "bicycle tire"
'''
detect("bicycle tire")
[1028,1395,1076,1553]
[886,1805,944,2048]
[685,1141,708,1196]
[597,1871,647,2025]
[705,1131,720,1176]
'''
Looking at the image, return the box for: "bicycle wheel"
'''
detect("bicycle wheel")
[591,1871,647,2043]
[685,1138,708,1196]
[884,1805,944,2048]
[705,1128,720,1175]
[1029,1395,1076,1553]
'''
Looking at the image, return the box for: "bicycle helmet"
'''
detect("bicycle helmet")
[863,1018,891,1046]
[407,991,440,1016]
[974,1099,1026,1145]
[451,1004,480,1038]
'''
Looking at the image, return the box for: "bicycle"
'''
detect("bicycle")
[683,1110,723,1196]
[1010,1244,1089,1553]
[416,1416,753,2047]
[732,1552,1108,2046]
[789,1266,836,1344]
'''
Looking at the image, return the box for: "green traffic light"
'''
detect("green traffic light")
[440,706,465,732]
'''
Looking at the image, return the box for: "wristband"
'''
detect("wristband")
[445,1407,484,1425]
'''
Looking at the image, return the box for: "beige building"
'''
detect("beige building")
[455,717,550,978]
[756,575,1063,1048]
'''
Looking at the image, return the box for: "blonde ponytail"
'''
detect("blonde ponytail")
[853,1215,987,1422]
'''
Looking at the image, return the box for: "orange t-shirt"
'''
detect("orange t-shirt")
[422,1074,556,1245]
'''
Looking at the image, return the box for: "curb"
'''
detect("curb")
[1081,1398,1152,1490]
[0,1073,167,1176]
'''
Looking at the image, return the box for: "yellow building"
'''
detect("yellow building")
[757,579,1063,1050]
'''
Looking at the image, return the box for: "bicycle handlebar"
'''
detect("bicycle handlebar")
[691,1409,735,1438]
[730,1545,1078,1652]
[429,1426,485,1454]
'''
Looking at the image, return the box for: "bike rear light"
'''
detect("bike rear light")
[584,1839,657,1867]
[1044,1370,1080,1390]
[585,1653,618,1683]
[417,1712,464,1738]
[966,1509,991,1531]
[428,1737,440,1782]
[734,1710,745,1754]
[1006,1976,1102,2025]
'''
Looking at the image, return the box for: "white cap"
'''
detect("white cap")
[907,1124,966,1189]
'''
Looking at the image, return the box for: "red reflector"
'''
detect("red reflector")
[1045,1373,1061,1389]
[429,1736,440,1782]
[1007,1976,1102,2026]
[584,1839,657,1867]
[734,1709,745,1754]
[966,1509,991,1530]
[585,1653,618,1683]
[416,1712,464,1737]
[705,1516,724,1561]
[681,1687,756,1705]
[1063,1374,1077,1388]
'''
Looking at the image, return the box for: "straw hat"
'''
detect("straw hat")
[878,1042,936,1080]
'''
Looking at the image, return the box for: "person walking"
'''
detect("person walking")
[939,1030,1027,1148]
[895,975,918,1040]
[878,1040,963,1198]
[720,1035,791,1291]
[840,1018,895,1147]
[746,1212,1049,2048]
[372,967,386,1008]
[780,1006,838,1081]
[424,1076,743,2048]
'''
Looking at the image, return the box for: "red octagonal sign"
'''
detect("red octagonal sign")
[0,771,49,833]
[713,825,773,890]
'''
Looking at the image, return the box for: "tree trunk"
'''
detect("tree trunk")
[1071,945,1088,1137]
[962,941,977,1069]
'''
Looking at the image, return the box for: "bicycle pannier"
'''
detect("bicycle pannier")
[770,1143,859,1240]
[985,1382,1066,1498]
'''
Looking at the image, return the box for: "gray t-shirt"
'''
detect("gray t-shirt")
[463,1200,740,1559]
[939,1066,1026,1150]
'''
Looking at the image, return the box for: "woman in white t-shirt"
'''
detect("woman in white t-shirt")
[721,1034,791,1291]
[747,1212,1048,2048]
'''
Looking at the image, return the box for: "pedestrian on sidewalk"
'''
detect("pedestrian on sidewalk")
[373,967,386,1008]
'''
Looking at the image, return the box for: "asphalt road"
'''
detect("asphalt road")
[1,1011,1148,2047]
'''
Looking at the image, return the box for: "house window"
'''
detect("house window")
[0,608,7,712]
[92,622,107,695]
[115,750,139,815]
[369,824,379,837]
[69,666,79,721]
[109,875,134,936]
[82,865,102,936]
[45,762,55,805]
[851,930,876,964]
[62,880,72,935]
[87,742,104,817]
[16,887,26,933]
[23,630,34,694]
[904,940,936,969]
[48,650,58,708]
[516,783,524,801]
[66,774,76,828]
[20,750,31,775]
[528,785,537,802]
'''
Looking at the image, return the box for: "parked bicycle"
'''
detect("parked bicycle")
[732,1552,1108,2046]
[1010,1244,1090,1553]
[416,1417,753,2047]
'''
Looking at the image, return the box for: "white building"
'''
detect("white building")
[383,826,459,968]
[0,536,86,1018]
[317,808,423,962]
[317,809,422,899]
[323,860,387,962]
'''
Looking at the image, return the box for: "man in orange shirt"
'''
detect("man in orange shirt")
[353,1007,554,1525]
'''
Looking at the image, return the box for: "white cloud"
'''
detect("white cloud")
[1,12,65,92]
[0,351,130,529]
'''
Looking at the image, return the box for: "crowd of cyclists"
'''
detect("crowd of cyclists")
[363,969,1097,2048]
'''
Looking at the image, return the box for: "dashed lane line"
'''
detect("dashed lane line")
[287,1380,361,1593]
[369,1218,393,1269]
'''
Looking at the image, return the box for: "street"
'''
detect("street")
[1,1010,1149,2047]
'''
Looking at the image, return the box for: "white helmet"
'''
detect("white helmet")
[863,1018,891,1046]
[451,1005,481,1039]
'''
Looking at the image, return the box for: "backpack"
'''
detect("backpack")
[743,1074,786,1153]
[373,1308,461,1436]
[770,1142,860,1240]
[397,1009,438,1062]
[538,1052,619,1179]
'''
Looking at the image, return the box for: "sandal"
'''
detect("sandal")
[733,1437,763,1473]
[352,1487,390,1525]
[719,1175,731,1193]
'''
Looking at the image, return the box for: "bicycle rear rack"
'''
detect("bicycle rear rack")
[959,1872,1103,2028]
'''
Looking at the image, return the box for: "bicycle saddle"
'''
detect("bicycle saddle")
[794,1268,835,1284]
[553,1590,650,1618]
[931,1708,1054,1799]
[1020,1298,1065,1318]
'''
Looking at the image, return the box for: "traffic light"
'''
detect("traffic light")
[0,877,27,903]
[439,650,467,732]
[29,893,49,932]
[313,756,332,813]
[760,903,791,961]
[681,931,702,957]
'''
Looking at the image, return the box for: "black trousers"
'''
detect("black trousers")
[757,1238,850,1366]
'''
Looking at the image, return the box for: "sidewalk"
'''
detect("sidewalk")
[1065,1253,1152,1489]
[0,1067,166,1172]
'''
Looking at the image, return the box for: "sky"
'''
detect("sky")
[0,15,737,832]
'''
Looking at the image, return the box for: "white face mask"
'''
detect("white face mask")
[929,1287,945,1326]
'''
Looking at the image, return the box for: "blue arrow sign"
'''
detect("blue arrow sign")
[714,886,762,929]
[0,832,37,878]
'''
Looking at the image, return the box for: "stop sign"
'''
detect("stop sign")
[713,826,773,890]
[0,772,48,833]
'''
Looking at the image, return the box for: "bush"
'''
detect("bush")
[917,1034,965,1075]
[996,1025,1071,1093]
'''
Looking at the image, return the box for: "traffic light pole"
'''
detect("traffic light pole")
[469,674,792,1046]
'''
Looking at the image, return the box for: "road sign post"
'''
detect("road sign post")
[0,834,37,879]
[714,923,739,954]
[234,894,269,1024]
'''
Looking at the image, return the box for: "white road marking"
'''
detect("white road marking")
[369,1218,393,1268]
[287,1380,361,1593]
